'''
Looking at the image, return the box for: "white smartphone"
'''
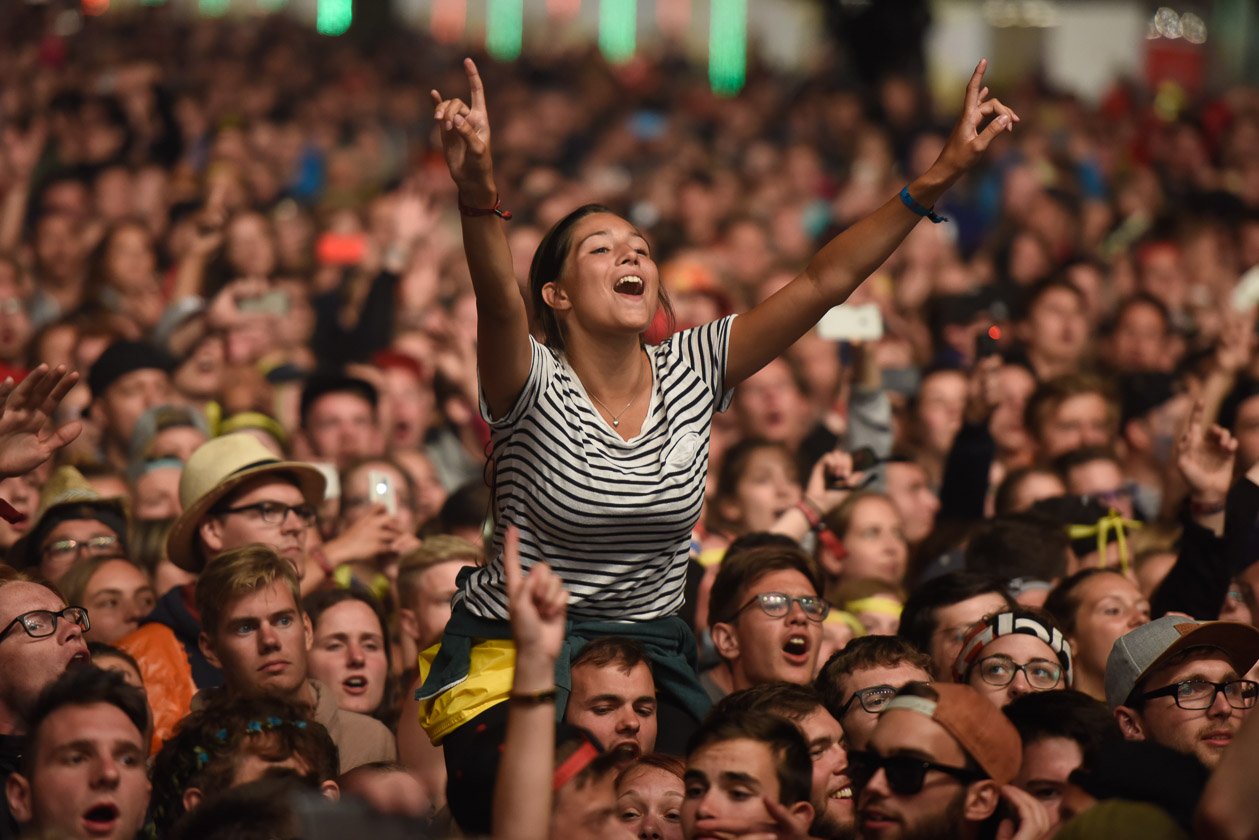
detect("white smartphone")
[817,303,884,342]
[367,469,398,516]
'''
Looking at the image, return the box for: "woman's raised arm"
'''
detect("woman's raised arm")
[725,59,1019,387]
[432,59,532,418]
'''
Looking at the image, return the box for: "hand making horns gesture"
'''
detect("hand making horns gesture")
[431,58,496,205]
[936,58,1020,179]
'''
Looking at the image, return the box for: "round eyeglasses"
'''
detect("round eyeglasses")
[729,592,830,623]
[973,655,1063,690]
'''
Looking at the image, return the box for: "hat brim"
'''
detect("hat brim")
[1135,621,1259,698]
[166,460,326,574]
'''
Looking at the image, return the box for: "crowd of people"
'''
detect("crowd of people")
[4,4,1259,839]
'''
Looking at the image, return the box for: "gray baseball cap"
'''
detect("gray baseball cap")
[1104,616,1259,710]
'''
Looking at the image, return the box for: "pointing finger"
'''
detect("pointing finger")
[964,58,988,113]
[464,57,486,112]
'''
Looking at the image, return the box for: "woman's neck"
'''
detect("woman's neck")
[563,329,646,400]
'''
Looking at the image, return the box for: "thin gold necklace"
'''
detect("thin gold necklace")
[588,353,646,428]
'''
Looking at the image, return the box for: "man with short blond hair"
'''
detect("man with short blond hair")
[195,544,395,773]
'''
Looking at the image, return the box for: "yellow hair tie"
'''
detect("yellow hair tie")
[1067,509,1143,576]
[845,596,903,618]
[218,411,289,447]
[697,547,726,569]
[332,563,391,604]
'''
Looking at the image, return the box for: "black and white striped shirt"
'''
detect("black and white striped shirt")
[458,316,735,622]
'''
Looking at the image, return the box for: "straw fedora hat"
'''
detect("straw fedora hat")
[166,433,326,574]
[12,465,129,571]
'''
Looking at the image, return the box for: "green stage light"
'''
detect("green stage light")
[709,0,746,95]
[487,0,523,60]
[317,0,352,35]
[600,0,637,64]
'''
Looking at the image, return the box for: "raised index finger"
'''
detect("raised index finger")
[964,58,988,113]
[464,57,486,112]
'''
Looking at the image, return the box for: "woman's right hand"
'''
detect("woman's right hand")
[431,58,496,203]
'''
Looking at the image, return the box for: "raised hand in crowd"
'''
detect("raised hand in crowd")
[0,365,83,480]
[1176,398,1237,534]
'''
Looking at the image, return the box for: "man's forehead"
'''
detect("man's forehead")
[1145,646,1238,685]
[845,663,930,694]
[39,702,144,748]
[0,582,64,622]
[572,658,655,691]
[225,475,303,505]
[745,568,816,598]
[221,580,298,617]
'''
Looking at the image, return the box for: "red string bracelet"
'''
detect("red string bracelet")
[458,194,513,220]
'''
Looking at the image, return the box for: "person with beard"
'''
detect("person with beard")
[710,682,854,839]
[1107,615,1259,769]
[851,682,1050,840]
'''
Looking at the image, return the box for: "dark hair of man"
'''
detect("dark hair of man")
[1016,276,1086,323]
[708,545,822,631]
[1051,446,1123,482]
[898,572,1014,656]
[993,466,1060,516]
[22,666,150,776]
[1042,568,1125,636]
[169,773,308,840]
[1024,373,1117,441]
[687,710,812,806]
[571,636,650,675]
[86,641,142,675]
[1107,291,1171,338]
[725,531,802,559]
[1002,689,1118,769]
[148,694,338,837]
[964,513,1069,583]
[815,635,933,720]
[711,681,824,724]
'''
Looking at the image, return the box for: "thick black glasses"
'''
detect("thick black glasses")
[974,655,1063,690]
[1138,679,1259,711]
[218,501,317,526]
[0,607,91,643]
[847,750,985,795]
[729,592,830,623]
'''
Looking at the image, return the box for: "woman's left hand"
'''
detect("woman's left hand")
[933,59,1020,181]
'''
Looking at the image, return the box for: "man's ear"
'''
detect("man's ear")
[963,779,1001,822]
[786,800,814,832]
[541,281,570,312]
[199,632,221,670]
[1114,705,1146,741]
[182,787,204,813]
[6,771,31,824]
[710,621,740,661]
[320,780,340,801]
[199,517,225,556]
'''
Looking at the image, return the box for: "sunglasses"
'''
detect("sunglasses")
[847,750,985,795]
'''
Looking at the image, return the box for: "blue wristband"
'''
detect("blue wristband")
[899,186,947,224]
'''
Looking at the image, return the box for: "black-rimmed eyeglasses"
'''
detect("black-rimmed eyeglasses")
[0,607,91,643]
[217,501,317,526]
[1138,679,1259,711]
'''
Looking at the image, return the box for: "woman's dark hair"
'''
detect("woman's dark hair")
[528,203,674,350]
[301,587,398,726]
